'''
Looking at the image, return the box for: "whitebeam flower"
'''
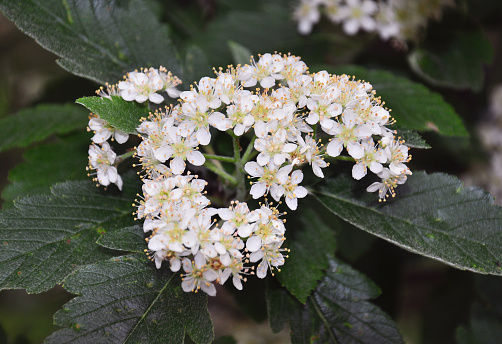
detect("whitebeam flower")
[326,111,372,159]
[366,167,408,201]
[338,0,378,35]
[88,116,129,144]
[239,53,285,88]
[87,142,122,190]
[118,70,164,104]
[89,54,413,296]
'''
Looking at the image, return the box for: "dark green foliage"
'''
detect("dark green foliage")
[268,258,404,343]
[312,172,502,275]
[77,96,150,134]
[0,177,139,293]
[0,104,88,152]
[0,0,182,84]
[47,254,214,344]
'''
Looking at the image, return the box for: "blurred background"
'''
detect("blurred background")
[1,1,502,343]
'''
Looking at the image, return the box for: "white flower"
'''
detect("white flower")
[155,128,205,175]
[293,0,322,35]
[87,142,122,189]
[179,96,215,145]
[375,3,401,40]
[244,162,292,200]
[338,0,378,35]
[118,70,164,104]
[384,139,411,175]
[238,53,285,88]
[366,167,408,201]
[254,133,297,168]
[280,170,309,210]
[158,66,182,98]
[181,254,218,296]
[305,96,342,130]
[88,116,129,144]
[218,201,258,237]
[249,240,287,279]
[352,139,386,180]
[180,77,221,109]
[325,111,373,159]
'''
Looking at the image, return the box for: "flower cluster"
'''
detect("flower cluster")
[86,67,182,190]
[293,0,454,41]
[86,52,411,295]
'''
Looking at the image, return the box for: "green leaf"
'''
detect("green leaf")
[394,129,431,149]
[183,45,212,85]
[190,4,298,67]
[77,96,150,134]
[277,208,337,303]
[0,104,88,153]
[2,132,89,204]
[0,177,139,293]
[408,29,493,92]
[97,225,145,253]
[311,171,502,275]
[324,65,468,137]
[227,41,252,66]
[47,254,214,344]
[0,0,182,84]
[267,258,403,343]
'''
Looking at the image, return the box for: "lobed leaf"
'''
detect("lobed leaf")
[276,208,337,303]
[0,104,88,153]
[324,65,468,137]
[267,257,403,343]
[0,0,182,84]
[311,171,502,275]
[0,177,139,293]
[47,254,214,344]
[77,96,150,134]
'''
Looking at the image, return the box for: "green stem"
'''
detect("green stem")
[116,150,135,164]
[202,153,236,163]
[204,160,237,186]
[241,136,256,164]
[232,135,247,200]
[324,155,354,162]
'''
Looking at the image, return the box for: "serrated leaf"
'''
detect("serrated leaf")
[276,208,337,303]
[77,96,150,134]
[0,0,182,84]
[394,129,430,149]
[0,177,139,293]
[324,65,468,137]
[267,258,403,343]
[2,132,89,204]
[47,254,213,344]
[97,225,145,253]
[408,29,493,92]
[0,104,88,153]
[228,41,252,66]
[311,171,502,275]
